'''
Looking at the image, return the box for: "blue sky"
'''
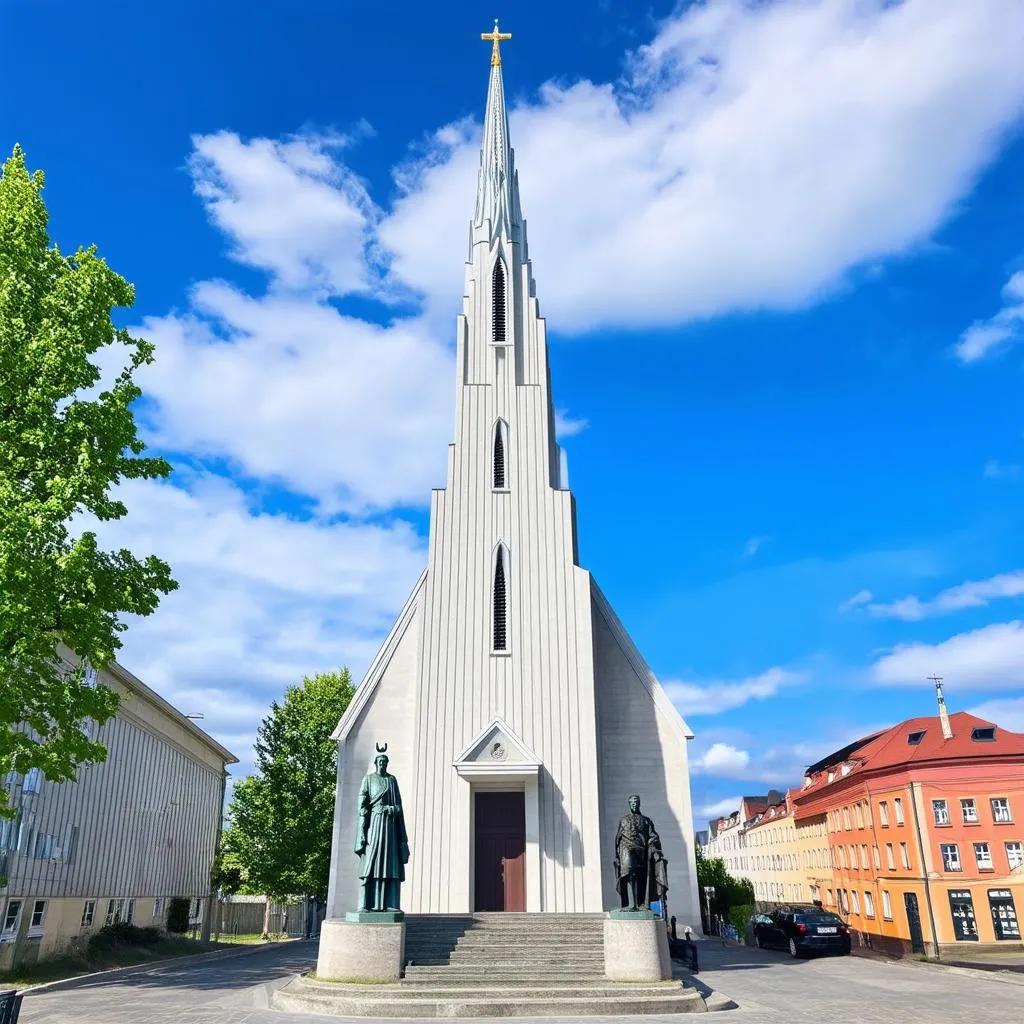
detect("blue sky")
[5,0,1024,823]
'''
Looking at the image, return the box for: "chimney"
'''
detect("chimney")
[929,675,953,740]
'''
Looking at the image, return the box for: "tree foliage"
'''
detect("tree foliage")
[0,145,176,795]
[223,669,355,901]
[695,846,755,922]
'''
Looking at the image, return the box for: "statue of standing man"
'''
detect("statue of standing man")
[614,794,669,912]
[354,744,410,913]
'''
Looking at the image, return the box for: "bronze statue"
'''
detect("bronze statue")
[354,744,410,912]
[613,794,668,911]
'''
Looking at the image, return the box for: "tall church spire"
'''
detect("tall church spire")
[475,20,521,239]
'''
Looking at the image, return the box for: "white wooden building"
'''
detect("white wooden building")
[326,34,701,928]
[0,647,236,968]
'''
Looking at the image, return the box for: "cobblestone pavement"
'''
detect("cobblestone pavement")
[18,936,1024,1023]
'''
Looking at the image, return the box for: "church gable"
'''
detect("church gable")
[453,718,541,770]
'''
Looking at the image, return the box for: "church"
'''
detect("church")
[327,27,700,928]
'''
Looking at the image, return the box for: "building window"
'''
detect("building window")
[855,803,864,828]
[860,844,868,868]
[864,891,875,918]
[900,842,910,869]
[29,900,46,935]
[492,544,509,652]
[2,900,21,934]
[492,260,506,345]
[872,845,880,869]
[885,843,895,870]
[932,799,950,826]
[991,798,1012,824]
[961,798,978,824]
[842,807,851,830]
[106,898,134,926]
[1006,842,1024,871]
[941,843,962,872]
[882,890,892,920]
[974,843,993,870]
[948,889,979,941]
[827,888,834,906]
[153,897,164,921]
[492,420,508,489]
[894,798,905,824]
[879,801,889,827]
[851,890,860,914]
[971,726,996,742]
[907,729,926,745]
[82,901,95,927]
[988,890,1020,940]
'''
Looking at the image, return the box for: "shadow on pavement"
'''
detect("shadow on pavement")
[23,942,317,998]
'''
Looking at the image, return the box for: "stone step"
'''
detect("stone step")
[403,968,607,980]
[272,979,705,1018]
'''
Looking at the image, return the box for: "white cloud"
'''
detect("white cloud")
[663,666,802,716]
[696,796,742,820]
[380,0,1024,332]
[871,620,1024,689]
[136,284,453,514]
[742,536,766,559]
[984,460,1021,480]
[188,131,385,298]
[967,696,1024,733]
[868,570,1024,621]
[954,270,1024,362]
[695,742,751,775]
[838,588,873,612]
[554,409,589,438]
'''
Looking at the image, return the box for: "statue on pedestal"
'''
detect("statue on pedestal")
[354,743,410,912]
[613,794,668,911]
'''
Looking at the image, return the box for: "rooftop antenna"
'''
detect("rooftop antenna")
[928,675,953,740]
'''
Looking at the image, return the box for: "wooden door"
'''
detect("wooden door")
[474,791,526,912]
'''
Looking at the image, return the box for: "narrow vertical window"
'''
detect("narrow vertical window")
[493,545,508,652]
[493,419,507,489]
[492,260,506,345]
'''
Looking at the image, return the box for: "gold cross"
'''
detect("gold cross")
[481,19,511,67]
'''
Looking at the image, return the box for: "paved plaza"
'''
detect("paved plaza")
[18,938,1024,1023]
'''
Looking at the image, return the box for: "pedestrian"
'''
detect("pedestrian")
[683,926,699,973]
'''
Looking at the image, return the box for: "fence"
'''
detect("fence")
[211,896,321,938]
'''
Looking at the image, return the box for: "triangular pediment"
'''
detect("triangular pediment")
[453,718,541,769]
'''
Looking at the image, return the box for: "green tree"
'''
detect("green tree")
[695,846,755,925]
[0,145,176,797]
[223,669,355,906]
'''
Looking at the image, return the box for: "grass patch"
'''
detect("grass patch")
[214,932,289,944]
[0,924,235,991]
[306,971,391,985]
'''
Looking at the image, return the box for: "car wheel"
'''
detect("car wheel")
[788,938,800,959]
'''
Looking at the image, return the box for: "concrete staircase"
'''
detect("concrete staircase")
[272,913,707,1016]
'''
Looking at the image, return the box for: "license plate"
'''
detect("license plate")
[817,927,837,934]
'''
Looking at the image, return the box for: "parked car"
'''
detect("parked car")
[752,906,851,958]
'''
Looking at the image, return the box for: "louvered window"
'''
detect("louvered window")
[493,422,506,489]
[493,547,508,651]
[492,261,506,345]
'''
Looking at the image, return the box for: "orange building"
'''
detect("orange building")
[792,702,1024,957]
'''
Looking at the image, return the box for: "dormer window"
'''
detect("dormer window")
[971,727,995,742]
[492,260,506,345]
[907,730,926,745]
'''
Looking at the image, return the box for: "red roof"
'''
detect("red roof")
[793,712,1024,807]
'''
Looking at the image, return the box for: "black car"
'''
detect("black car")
[753,907,852,958]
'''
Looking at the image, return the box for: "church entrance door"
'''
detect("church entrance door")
[474,791,526,912]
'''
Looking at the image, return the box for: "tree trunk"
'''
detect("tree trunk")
[262,895,271,939]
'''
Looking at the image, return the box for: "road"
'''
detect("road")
[18,936,1024,1022]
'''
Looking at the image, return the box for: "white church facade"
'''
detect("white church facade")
[327,31,701,927]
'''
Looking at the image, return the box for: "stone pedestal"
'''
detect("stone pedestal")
[316,917,406,983]
[603,911,671,982]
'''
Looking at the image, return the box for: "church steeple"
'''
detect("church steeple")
[475,20,521,240]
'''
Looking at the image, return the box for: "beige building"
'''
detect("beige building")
[742,794,831,907]
[0,646,236,970]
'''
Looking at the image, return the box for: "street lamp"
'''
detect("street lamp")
[703,885,715,936]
